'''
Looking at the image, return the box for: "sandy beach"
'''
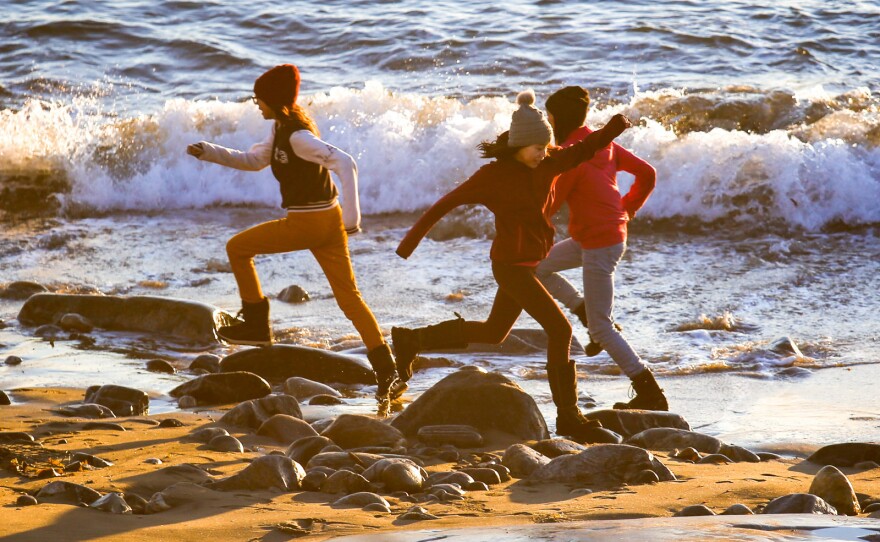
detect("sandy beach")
[2,368,879,541]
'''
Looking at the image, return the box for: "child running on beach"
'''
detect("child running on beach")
[393,89,631,441]
[186,64,399,413]
[537,85,667,411]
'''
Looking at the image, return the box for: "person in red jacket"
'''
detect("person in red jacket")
[538,85,667,411]
[393,89,631,442]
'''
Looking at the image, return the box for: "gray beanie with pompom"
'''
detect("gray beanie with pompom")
[508,89,553,148]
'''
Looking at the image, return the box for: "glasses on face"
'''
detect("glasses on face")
[250,96,259,104]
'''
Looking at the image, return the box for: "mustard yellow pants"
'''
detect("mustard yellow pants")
[226,205,385,350]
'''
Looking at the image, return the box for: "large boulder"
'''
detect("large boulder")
[807,443,880,468]
[219,394,303,429]
[809,465,861,515]
[169,372,271,405]
[530,444,676,487]
[626,428,760,462]
[220,345,375,384]
[207,455,305,492]
[321,414,405,449]
[762,493,837,515]
[585,410,691,438]
[84,385,149,416]
[257,414,319,445]
[18,294,234,344]
[390,368,550,441]
[362,458,428,493]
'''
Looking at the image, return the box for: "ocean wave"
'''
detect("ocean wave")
[1,83,878,231]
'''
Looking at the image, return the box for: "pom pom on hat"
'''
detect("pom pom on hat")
[508,89,552,148]
[254,64,301,109]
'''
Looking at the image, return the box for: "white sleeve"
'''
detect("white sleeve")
[196,129,274,171]
[289,130,361,233]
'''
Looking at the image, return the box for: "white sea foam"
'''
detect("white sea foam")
[2,83,879,230]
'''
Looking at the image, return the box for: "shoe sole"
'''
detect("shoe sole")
[217,334,273,347]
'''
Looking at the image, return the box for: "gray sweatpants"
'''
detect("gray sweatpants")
[536,238,647,378]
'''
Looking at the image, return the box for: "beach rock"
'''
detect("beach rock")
[301,470,329,491]
[207,435,244,453]
[189,354,221,373]
[320,470,371,494]
[807,443,880,468]
[283,377,342,400]
[89,492,132,514]
[808,465,860,515]
[5,355,23,366]
[36,481,102,505]
[529,439,588,458]
[854,461,880,470]
[0,432,35,443]
[286,436,335,466]
[1,281,48,300]
[157,418,185,428]
[530,444,676,487]
[362,458,428,492]
[626,428,760,462]
[721,503,754,515]
[321,414,405,449]
[209,455,305,492]
[391,368,549,441]
[146,359,176,374]
[675,505,715,516]
[134,464,215,493]
[83,421,126,431]
[699,454,733,465]
[34,324,64,340]
[0,391,9,405]
[363,502,392,513]
[124,493,148,514]
[17,294,234,344]
[169,372,270,405]
[398,505,440,521]
[762,493,837,515]
[257,414,318,445]
[57,403,116,419]
[220,345,376,384]
[58,313,94,332]
[188,427,229,443]
[585,409,691,438]
[331,492,390,509]
[309,394,345,406]
[16,494,38,506]
[427,471,475,488]
[306,452,385,471]
[84,384,149,416]
[145,482,224,514]
[417,424,483,448]
[769,336,803,357]
[503,444,551,478]
[756,452,783,462]
[178,395,197,409]
[278,285,310,303]
[457,467,502,486]
[71,452,113,468]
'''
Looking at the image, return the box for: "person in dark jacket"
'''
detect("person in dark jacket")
[187,64,399,414]
[393,89,631,441]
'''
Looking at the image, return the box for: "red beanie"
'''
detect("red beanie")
[253,64,301,109]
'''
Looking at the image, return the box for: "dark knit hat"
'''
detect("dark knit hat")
[508,90,553,148]
[545,86,591,123]
[253,64,301,109]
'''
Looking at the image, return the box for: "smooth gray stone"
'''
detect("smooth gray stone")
[284,377,342,400]
[0,281,48,300]
[306,452,386,471]
[18,293,234,344]
[503,444,551,478]
[84,384,149,416]
[189,354,221,373]
[320,470,371,494]
[146,359,176,374]
[220,345,376,384]
[286,435,335,466]
[219,394,302,429]
[808,443,880,468]
[188,427,229,443]
[71,452,113,468]
[626,428,760,462]
[58,313,94,332]
[36,481,102,505]
[675,504,715,517]
[321,414,405,449]
[762,493,837,515]
[426,471,474,488]
[0,390,10,405]
[529,444,676,487]
[391,368,549,441]
[529,439,588,458]
[0,432,35,443]
[721,503,754,515]
[585,409,691,439]
[457,467,502,486]
[257,414,318,445]
[362,458,428,493]
[57,403,116,419]
[809,465,861,515]
[89,492,132,514]
[208,455,305,492]
[417,424,483,448]
[207,435,244,453]
[332,492,390,509]
[169,372,271,405]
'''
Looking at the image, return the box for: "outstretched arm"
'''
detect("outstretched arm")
[289,131,361,234]
[616,144,656,219]
[545,114,632,176]
[187,129,274,171]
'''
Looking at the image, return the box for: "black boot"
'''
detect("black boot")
[218,297,272,346]
[573,303,623,358]
[367,344,399,417]
[613,369,669,411]
[548,360,602,442]
[391,315,466,383]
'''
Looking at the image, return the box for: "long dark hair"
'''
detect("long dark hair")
[476,131,523,160]
[276,104,320,136]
